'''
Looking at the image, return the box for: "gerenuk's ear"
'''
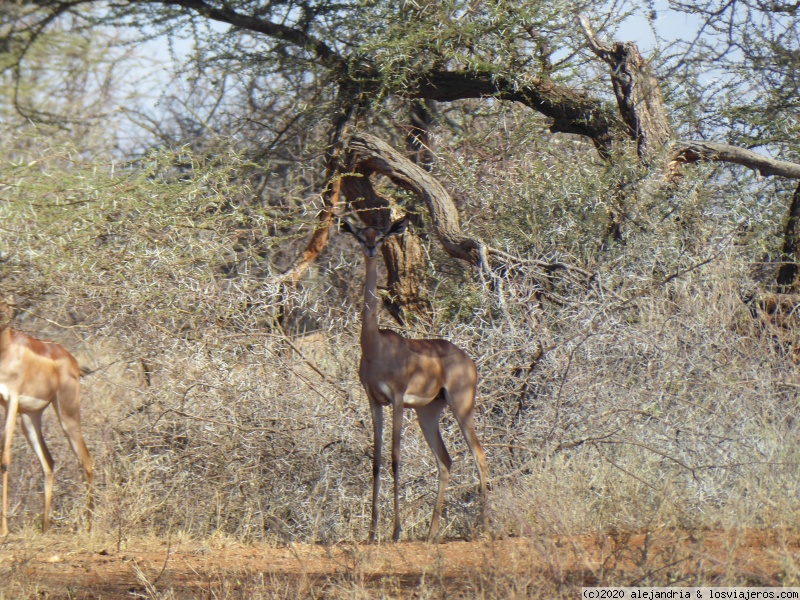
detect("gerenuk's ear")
[385,217,408,238]
[338,217,358,236]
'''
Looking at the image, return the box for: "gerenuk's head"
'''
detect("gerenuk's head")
[339,216,408,258]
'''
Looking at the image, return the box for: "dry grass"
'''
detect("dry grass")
[7,249,800,545]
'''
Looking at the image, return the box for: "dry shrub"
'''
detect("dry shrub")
[8,242,800,548]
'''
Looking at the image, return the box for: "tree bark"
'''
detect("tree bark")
[578,16,671,164]
[382,232,429,325]
[281,106,353,283]
[778,181,800,291]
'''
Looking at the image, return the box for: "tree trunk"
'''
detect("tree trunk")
[606,43,670,163]
[382,233,429,325]
[778,181,800,291]
[579,17,672,243]
[579,16,671,164]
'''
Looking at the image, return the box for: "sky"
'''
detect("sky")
[112,1,702,151]
[617,6,698,51]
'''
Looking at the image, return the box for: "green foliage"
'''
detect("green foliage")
[666,1,800,158]
[1,131,286,332]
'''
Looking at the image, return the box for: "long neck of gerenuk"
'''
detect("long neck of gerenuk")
[360,255,382,354]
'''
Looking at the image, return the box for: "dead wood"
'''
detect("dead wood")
[672,141,800,180]
[578,16,671,164]
[344,133,487,268]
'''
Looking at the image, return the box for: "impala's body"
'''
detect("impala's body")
[0,299,92,535]
[342,217,489,542]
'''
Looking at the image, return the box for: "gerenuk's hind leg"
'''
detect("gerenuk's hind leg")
[390,397,405,542]
[416,397,452,542]
[445,386,490,535]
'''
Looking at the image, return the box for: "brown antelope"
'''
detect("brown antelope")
[340,216,489,542]
[0,297,92,535]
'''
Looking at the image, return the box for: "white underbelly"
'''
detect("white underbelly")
[402,393,433,408]
[18,395,50,412]
[375,382,434,408]
[0,385,51,412]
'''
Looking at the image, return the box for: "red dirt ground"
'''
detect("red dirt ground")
[1,529,799,598]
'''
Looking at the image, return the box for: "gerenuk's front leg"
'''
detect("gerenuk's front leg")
[391,399,404,542]
[368,399,383,543]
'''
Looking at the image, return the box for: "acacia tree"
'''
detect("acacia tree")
[661,0,800,290]
[9,1,800,307]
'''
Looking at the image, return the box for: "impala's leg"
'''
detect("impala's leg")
[53,378,93,531]
[446,386,490,535]
[1,394,19,536]
[415,397,451,543]
[19,411,54,533]
[391,397,404,542]
[368,398,383,543]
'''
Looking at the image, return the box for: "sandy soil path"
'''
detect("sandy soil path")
[0,529,797,598]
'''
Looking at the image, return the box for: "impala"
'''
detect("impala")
[0,297,93,534]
